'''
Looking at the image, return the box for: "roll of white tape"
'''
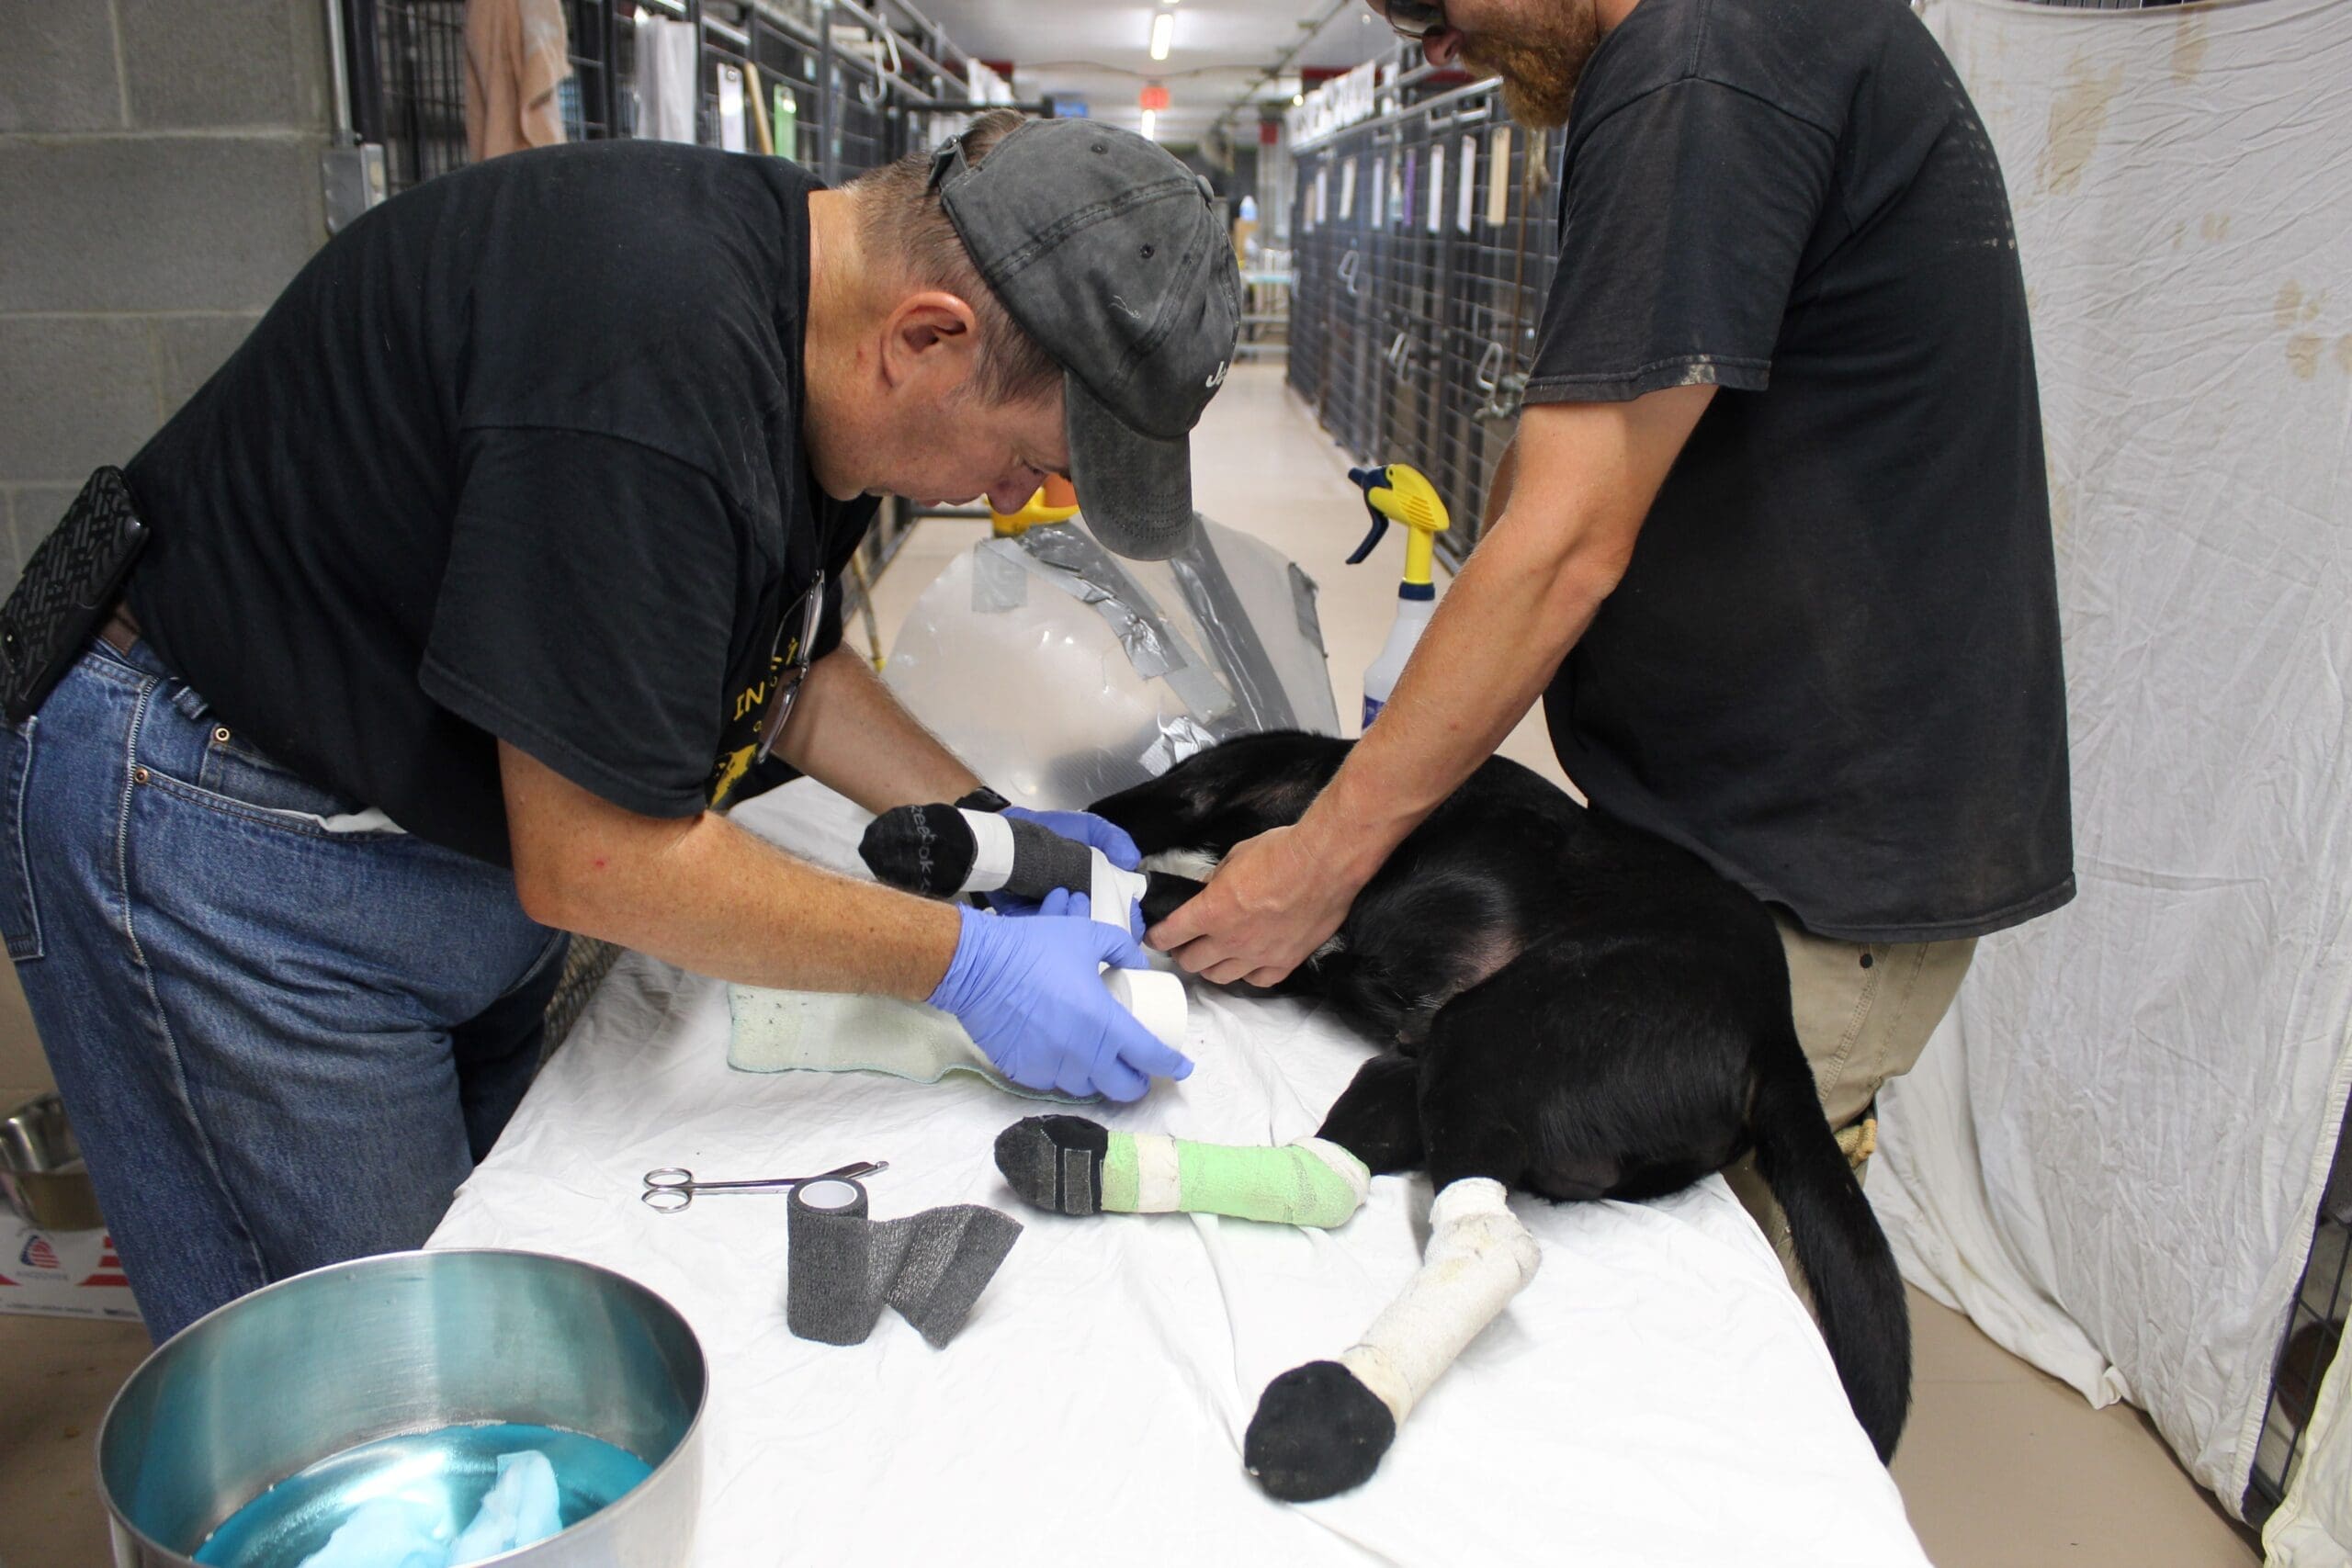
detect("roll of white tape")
[1102,966,1189,1052]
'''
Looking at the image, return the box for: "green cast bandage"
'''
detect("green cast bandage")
[995,1116,1370,1229]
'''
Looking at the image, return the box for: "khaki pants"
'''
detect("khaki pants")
[1723,918,1976,1300]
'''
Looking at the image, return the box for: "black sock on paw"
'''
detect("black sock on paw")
[993,1115,1111,1216]
[1244,1360,1397,1502]
[859,804,978,897]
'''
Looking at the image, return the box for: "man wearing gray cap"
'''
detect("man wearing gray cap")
[7,109,1237,1338]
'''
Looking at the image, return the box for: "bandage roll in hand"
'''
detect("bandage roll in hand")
[863,803,1192,1059]
[926,891,1192,1102]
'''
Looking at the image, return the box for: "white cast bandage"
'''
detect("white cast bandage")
[1090,852,1149,927]
[1338,1178,1541,1425]
[1129,1133,1184,1212]
[960,807,1018,892]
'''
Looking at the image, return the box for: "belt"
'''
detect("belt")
[101,602,141,654]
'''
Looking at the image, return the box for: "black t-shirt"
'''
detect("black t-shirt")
[123,141,876,865]
[1531,0,2074,942]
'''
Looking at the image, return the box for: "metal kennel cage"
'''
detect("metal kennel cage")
[1287,70,1561,567]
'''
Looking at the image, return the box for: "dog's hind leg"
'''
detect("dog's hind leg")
[1246,988,1549,1502]
[1315,1054,1426,1174]
[1244,1173,1539,1502]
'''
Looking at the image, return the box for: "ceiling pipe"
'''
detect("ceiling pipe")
[1205,0,1376,142]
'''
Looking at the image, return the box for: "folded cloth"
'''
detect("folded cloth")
[297,1498,448,1568]
[296,1450,562,1568]
[447,1450,562,1562]
[726,985,1094,1103]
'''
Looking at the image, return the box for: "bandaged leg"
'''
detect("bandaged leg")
[861,804,1145,909]
[1244,1178,1540,1501]
[859,806,1192,1056]
[992,1114,1369,1229]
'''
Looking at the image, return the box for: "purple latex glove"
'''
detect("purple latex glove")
[1001,807,1141,871]
[928,890,1193,1100]
[982,807,1146,937]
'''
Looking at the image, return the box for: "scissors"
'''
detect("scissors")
[640,1159,887,1213]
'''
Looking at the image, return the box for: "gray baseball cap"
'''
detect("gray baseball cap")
[931,118,1241,559]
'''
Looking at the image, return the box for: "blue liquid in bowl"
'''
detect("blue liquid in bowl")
[193,1422,654,1568]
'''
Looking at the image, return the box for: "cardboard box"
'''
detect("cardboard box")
[0,1215,140,1322]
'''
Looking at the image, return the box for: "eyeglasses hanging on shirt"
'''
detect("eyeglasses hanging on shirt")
[754,570,826,764]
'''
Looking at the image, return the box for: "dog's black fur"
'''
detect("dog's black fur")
[1088,731,1911,1478]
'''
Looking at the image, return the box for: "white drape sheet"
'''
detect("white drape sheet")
[1878,0,2352,1535]
[432,781,1928,1566]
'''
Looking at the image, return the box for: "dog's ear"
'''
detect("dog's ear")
[1090,773,1211,857]
[1094,732,1348,852]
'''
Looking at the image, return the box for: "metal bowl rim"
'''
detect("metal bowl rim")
[95,1247,710,1568]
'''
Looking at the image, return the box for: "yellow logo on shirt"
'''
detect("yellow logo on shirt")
[710,742,756,807]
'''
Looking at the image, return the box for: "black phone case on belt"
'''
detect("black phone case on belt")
[0,467,151,727]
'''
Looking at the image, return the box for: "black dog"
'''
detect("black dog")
[1085,731,1910,1495]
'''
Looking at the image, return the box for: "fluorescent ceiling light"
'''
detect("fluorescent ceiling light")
[1140,108,1159,140]
[1148,11,1174,60]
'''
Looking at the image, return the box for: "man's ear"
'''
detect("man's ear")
[879,289,981,393]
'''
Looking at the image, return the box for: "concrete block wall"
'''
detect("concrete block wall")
[0,0,335,581]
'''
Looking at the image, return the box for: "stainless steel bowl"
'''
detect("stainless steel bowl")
[2,1092,106,1230]
[97,1249,707,1567]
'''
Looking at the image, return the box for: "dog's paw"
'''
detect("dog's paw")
[1244,1360,1396,1502]
[856,804,977,896]
[992,1115,1109,1215]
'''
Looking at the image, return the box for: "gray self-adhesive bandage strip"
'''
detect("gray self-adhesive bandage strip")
[962,808,1096,903]
[786,1178,1023,1348]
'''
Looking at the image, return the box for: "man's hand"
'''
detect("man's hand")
[1148,824,1361,987]
[974,806,1144,934]
[1139,385,1717,987]
[930,891,1193,1100]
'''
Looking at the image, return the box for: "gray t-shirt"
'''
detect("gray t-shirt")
[1532,0,2075,942]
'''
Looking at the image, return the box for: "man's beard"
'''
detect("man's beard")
[1460,5,1601,130]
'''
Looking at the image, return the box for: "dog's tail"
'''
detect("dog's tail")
[1747,1036,1912,1461]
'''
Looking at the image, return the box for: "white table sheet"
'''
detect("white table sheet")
[431,783,1928,1566]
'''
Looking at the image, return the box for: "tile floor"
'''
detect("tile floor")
[0,364,2261,1567]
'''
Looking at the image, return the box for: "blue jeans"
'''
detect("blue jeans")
[3,637,566,1342]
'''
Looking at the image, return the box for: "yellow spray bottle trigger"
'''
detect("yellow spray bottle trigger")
[989,479,1083,536]
[1346,463,1451,591]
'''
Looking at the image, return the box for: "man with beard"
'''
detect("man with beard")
[1153,0,2073,1267]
